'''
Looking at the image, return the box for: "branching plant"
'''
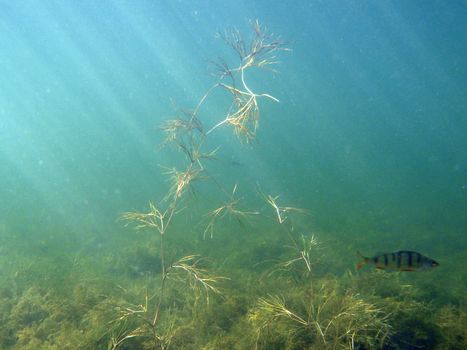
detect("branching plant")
[158,113,203,148]
[195,20,290,142]
[109,262,222,349]
[163,164,204,202]
[120,201,175,237]
[114,20,289,349]
[263,193,307,224]
[112,207,222,349]
[203,184,260,239]
[114,195,223,349]
[276,234,320,278]
[249,278,391,349]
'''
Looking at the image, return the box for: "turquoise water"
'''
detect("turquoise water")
[0,1,466,349]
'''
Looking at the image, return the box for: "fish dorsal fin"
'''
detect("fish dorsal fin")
[395,250,413,255]
[356,251,366,259]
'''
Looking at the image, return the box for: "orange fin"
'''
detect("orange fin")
[356,251,367,271]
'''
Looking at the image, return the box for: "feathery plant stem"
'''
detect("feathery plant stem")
[113,19,288,349]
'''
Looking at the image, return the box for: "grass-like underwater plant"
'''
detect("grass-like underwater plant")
[248,278,391,349]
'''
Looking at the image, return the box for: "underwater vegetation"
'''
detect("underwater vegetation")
[0,20,465,350]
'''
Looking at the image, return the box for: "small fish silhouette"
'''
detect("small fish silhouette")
[356,251,439,272]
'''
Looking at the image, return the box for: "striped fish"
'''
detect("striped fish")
[356,250,439,272]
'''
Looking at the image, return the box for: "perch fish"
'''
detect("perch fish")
[356,250,439,272]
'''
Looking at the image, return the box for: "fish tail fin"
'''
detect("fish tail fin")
[356,251,367,271]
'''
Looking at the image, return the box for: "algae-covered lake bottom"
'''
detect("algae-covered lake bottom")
[1,1,466,349]
[0,214,465,349]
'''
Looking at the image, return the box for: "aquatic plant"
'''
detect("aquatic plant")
[163,164,205,202]
[0,255,126,350]
[248,277,391,349]
[196,20,290,142]
[262,192,307,225]
[274,233,320,279]
[113,204,222,349]
[203,184,260,239]
[342,269,467,349]
[110,19,291,349]
[158,113,203,149]
[258,189,318,280]
[435,304,467,349]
